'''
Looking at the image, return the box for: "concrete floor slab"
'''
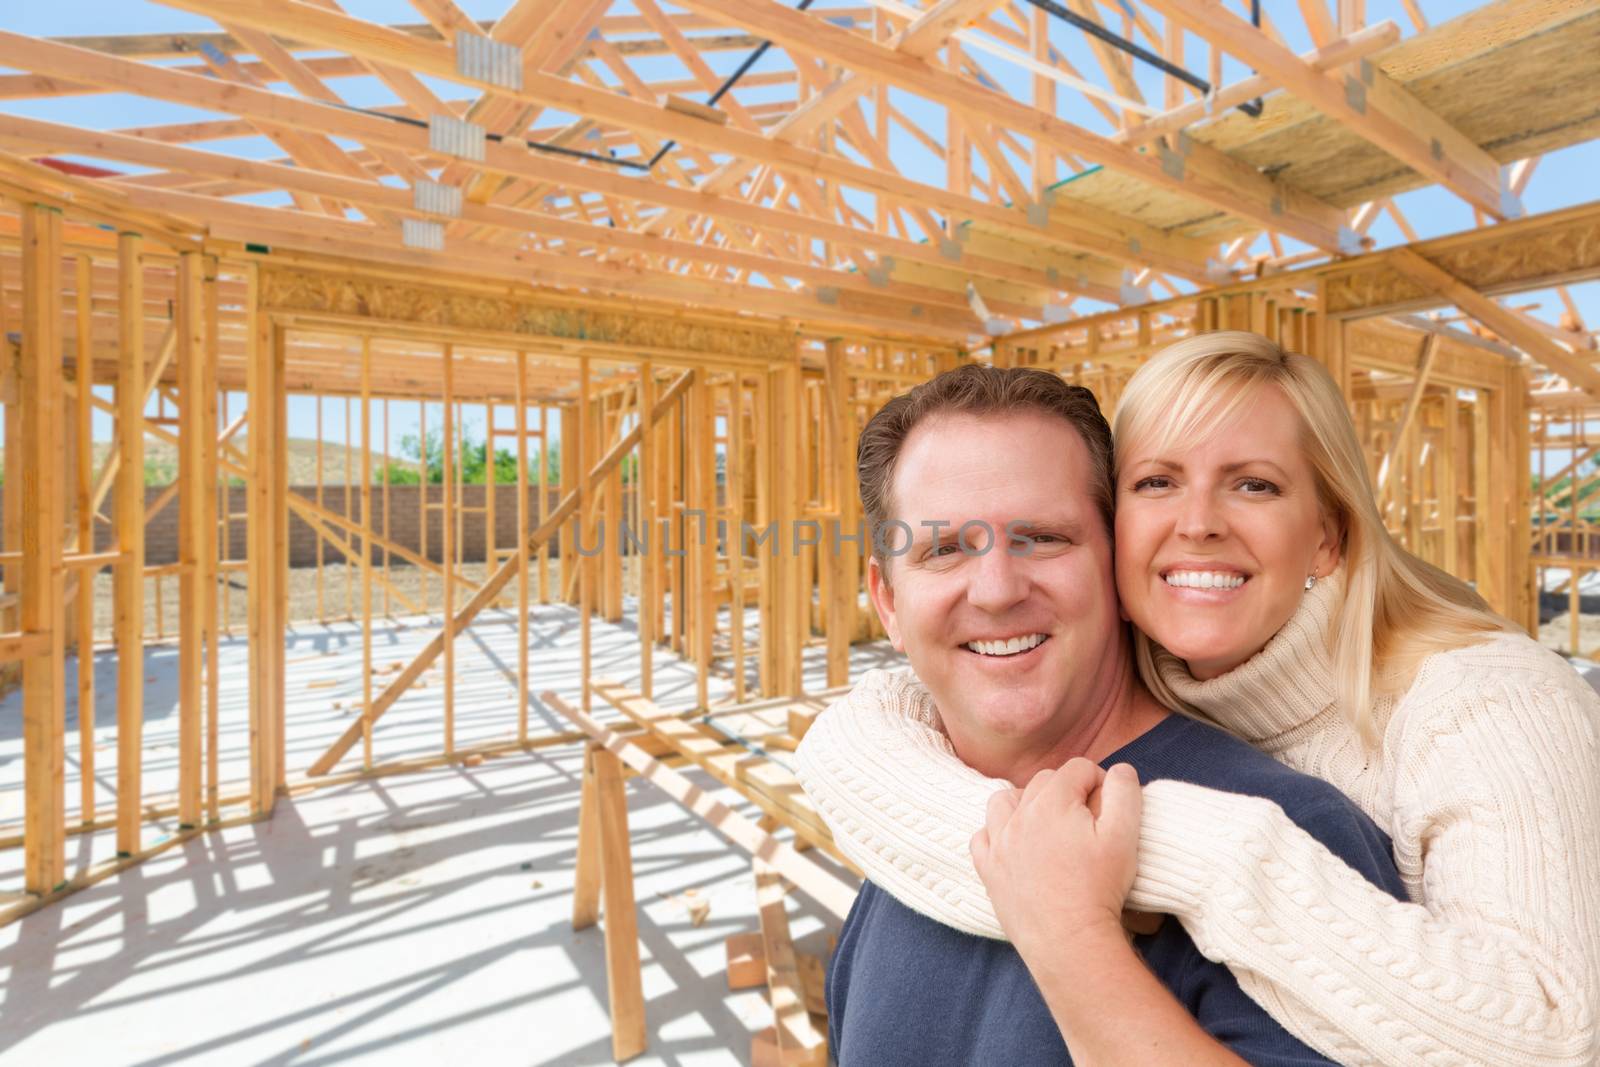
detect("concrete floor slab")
[0,598,900,1065]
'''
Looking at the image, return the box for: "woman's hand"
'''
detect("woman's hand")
[968,759,1145,970]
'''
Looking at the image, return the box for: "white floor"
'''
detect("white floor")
[0,598,903,1065]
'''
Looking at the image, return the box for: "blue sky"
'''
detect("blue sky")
[3,0,1597,454]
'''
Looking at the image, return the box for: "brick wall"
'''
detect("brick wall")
[0,483,599,568]
[282,483,581,568]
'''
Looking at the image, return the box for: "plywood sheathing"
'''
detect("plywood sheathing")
[1049,5,1600,245]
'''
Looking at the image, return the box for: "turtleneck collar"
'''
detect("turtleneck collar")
[1153,566,1343,746]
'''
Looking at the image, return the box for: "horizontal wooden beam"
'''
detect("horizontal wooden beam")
[118,185,978,338]
[1320,201,1600,318]
[1389,246,1600,399]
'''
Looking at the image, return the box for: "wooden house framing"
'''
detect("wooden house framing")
[2,0,1599,1060]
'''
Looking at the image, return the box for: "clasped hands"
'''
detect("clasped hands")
[969,759,1162,966]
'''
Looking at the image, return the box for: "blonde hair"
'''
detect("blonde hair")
[1113,330,1512,744]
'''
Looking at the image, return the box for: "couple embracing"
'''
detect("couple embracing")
[796,332,1600,1066]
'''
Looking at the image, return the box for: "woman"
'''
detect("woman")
[796,331,1600,1065]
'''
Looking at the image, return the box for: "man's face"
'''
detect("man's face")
[867,412,1125,777]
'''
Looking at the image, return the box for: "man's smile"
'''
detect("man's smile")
[962,633,1050,657]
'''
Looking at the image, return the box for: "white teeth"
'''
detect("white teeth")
[965,633,1047,656]
[1164,571,1246,590]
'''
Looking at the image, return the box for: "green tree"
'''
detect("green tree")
[383,427,548,485]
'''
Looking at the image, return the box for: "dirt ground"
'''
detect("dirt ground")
[82,558,576,642]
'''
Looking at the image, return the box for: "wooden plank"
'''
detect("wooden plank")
[544,691,857,920]
[593,681,847,862]
[593,745,648,1063]
[20,202,66,894]
[305,369,695,776]
[0,630,52,662]
[754,859,828,1067]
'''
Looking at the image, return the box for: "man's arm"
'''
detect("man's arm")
[1033,922,1249,1067]
[970,761,1249,1067]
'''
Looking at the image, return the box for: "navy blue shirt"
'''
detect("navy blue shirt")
[827,714,1407,1066]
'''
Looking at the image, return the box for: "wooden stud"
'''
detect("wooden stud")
[729,377,747,702]
[114,232,144,854]
[361,335,373,769]
[441,342,455,755]
[382,397,391,618]
[515,351,529,743]
[824,340,855,688]
[72,254,94,824]
[202,256,220,822]
[315,394,324,620]
[175,250,204,828]
[604,390,624,624]
[20,202,66,894]
[418,397,428,615]
[537,403,549,605]
[344,393,353,622]
[638,362,655,701]
[578,354,592,711]
[689,372,712,710]
[559,398,576,606]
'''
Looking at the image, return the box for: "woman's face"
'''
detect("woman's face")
[1114,384,1342,680]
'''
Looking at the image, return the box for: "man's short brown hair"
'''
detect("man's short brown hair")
[857,364,1114,573]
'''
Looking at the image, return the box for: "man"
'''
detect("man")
[800,365,1403,1066]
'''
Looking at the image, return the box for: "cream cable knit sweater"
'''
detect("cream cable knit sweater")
[794,577,1600,1066]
